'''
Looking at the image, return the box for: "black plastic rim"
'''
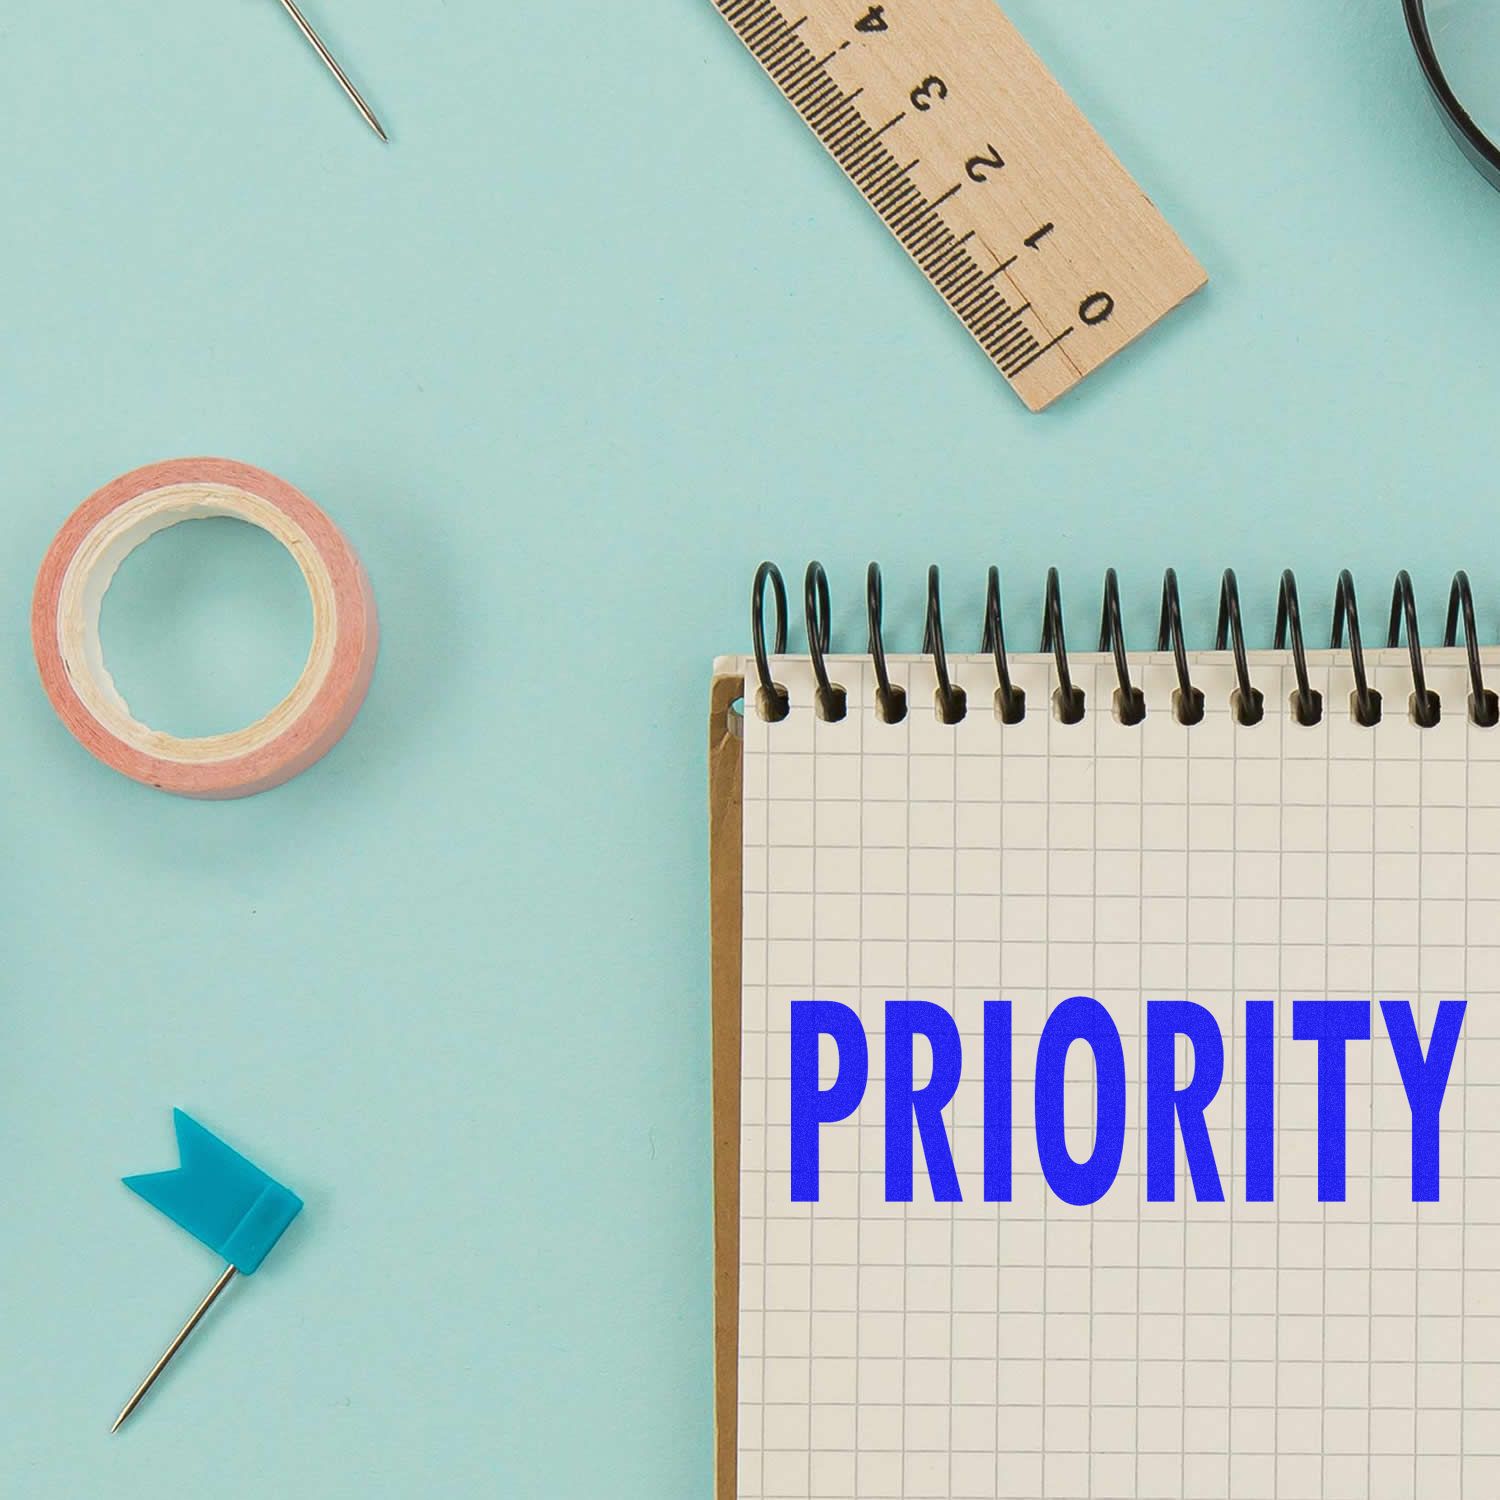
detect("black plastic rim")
[1403,0,1500,191]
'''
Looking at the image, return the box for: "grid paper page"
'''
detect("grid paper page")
[735,648,1500,1500]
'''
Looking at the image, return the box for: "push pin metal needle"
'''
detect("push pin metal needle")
[113,1111,303,1433]
[274,0,389,142]
[112,1266,239,1433]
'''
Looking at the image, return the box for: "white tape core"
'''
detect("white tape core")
[55,483,339,764]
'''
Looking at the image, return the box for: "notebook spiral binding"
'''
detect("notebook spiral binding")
[750,562,1500,732]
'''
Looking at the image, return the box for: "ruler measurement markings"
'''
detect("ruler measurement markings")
[804,90,847,132]
[952,268,1007,318]
[739,4,1020,358]
[897,191,942,234]
[785,70,828,108]
[1006,327,1074,377]
[933,239,982,284]
[791,62,840,103]
[991,301,1029,336]
[733,4,781,36]
[913,230,956,268]
[827,117,869,156]
[957,281,1013,334]
[983,323,1026,359]
[927,236,978,286]
[873,162,917,200]
[944,266,991,309]
[911,227,957,269]
[758,41,803,79]
[1002,325,1053,366]
[840,138,884,179]
[907,216,946,251]
[990,305,1032,340]
[792,50,842,92]
[799,70,840,105]
[978,298,1023,336]
[987,321,1033,361]
[932,250,977,295]
[772,47,817,89]
[870,183,912,225]
[885,171,925,214]
[936,265,982,309]
[995,328,1038,367]
[816,95,860,134]
[977,283,1022,319]
[986,322,1031,362]
[915,216,958,253]
[955,261,1007,306]
[852,149,900,189]
[889,194,932,237]
[757,36,803,77]
[854,161,903,208]
[739,12,790,53]
[850,127,906,177]
[873,174,917,216]
[865,170,911,211]
[722,0,1035,388]
[892,194,947,244]
[712,0,1206,409]
[843,139,889,183]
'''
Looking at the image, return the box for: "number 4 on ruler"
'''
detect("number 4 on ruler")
[712,0,1206,410]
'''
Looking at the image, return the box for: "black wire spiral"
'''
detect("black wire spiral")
[1331,569,1382,727]
[1445,571,1500,727]
[751,563,1494,728]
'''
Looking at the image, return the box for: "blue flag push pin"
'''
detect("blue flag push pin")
[113,1111,303,1432]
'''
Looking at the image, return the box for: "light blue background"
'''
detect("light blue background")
[3,2,1499,1494]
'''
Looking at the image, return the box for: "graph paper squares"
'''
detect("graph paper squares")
[737,649,1500,1500]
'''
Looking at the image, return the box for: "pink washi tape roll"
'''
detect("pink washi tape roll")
[32,457,378,799]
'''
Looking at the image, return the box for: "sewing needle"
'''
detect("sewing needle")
[111,1266,239,1433]
[275,0,389,143]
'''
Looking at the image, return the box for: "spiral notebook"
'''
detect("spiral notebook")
[708,565,1500,1500]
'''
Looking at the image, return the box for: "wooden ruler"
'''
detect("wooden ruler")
[712,0,1207,409]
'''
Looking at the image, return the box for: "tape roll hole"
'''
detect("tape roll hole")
[101,516,313,738]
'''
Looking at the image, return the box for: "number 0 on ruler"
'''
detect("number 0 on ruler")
[714,0,1207,410]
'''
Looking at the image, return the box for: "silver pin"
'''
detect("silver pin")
[111,1266,239,1433]
[275,0,388,143]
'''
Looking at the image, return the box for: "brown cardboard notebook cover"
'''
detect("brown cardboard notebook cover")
[709,672,744,1500]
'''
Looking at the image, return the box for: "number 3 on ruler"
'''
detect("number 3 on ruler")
[910,76,947,111]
